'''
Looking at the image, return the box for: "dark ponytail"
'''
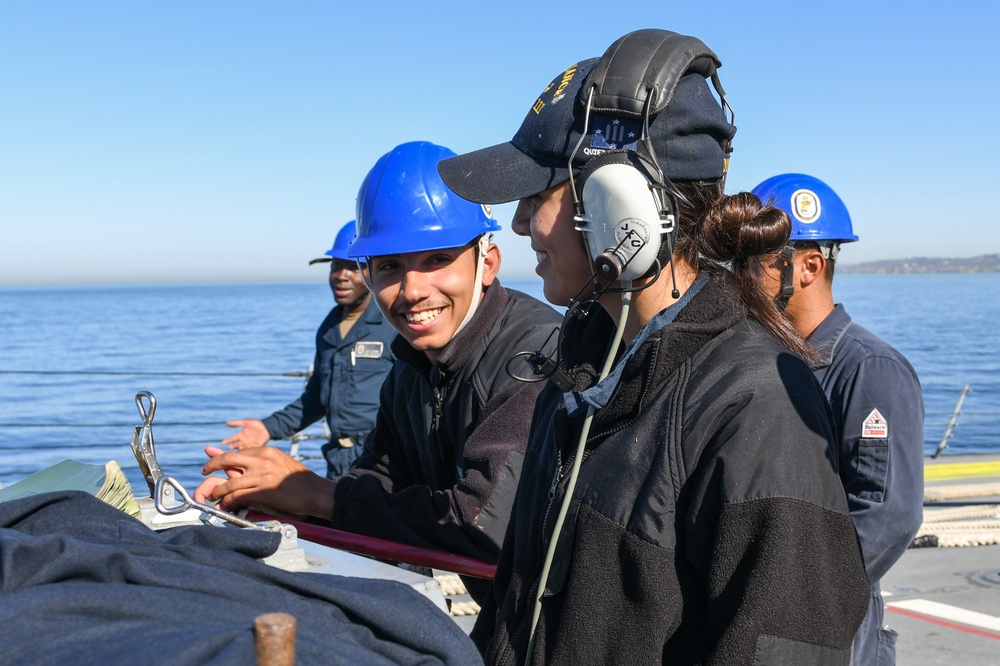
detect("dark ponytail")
[673,181,816,361]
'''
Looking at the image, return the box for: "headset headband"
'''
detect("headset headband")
[581,29,734,166]
[583,29,722,118]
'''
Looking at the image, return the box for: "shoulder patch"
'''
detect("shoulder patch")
[862,408,888,438]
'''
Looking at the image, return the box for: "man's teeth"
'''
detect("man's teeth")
[405,308,442,324]
[536,251,547,263]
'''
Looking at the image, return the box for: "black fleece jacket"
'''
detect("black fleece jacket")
[475,271,870,666]
[332,281,561,564]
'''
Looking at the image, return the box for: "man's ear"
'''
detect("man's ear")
[482,243,501,287]
[797,248,826,288]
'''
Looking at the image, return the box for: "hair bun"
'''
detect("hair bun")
[699,192,790,262]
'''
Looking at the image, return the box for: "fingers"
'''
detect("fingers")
[222,420,248,448]
[200,446,288,477]
[204,445,238,472]
[201,449,249,475]
[221,419,269,449]
[194,445,321,517]
[193,476,260,511]
[193,475,227,504]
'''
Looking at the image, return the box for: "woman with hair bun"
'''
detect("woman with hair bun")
[439,29,869,666]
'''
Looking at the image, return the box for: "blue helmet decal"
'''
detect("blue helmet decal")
[751,173,858,243]
[349,141,501,258]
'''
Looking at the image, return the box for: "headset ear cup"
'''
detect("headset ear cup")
[575,151,671,281]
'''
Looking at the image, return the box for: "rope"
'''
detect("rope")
[434,573,480,617]
[924,483,1000,502]
[449,601,482,617]
[915,485,1000,548]
[0,440,224,450]
[917,520,1000,532]
[434,573,468,597]
[0,369,307,378]
[913,529,1000,548]
[0,422,231,428]
[922,505,1000,523]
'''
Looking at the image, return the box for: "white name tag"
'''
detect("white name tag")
[354,341,384,359]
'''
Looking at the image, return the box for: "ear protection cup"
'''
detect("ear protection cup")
[573,151,675,282]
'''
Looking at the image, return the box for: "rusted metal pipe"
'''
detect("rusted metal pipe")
[254,612,297,666]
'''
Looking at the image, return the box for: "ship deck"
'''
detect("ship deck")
[881,453,1000,663]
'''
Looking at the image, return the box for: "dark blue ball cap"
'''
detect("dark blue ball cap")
[439,57,737,205]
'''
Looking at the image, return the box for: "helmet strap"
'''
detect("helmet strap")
[818,241,841,262]
[452,234,491,338]
[358,259,375,292]
[776,244,796,310]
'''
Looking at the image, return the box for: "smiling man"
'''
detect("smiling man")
[195,142,560,583]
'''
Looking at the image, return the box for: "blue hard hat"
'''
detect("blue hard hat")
[751,173,858,243]
[349,141,500,258]
[324,220,357,261]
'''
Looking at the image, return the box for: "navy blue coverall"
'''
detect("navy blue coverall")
[262,298,397,478]
[811,304,924,666]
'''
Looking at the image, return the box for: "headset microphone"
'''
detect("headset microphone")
[593,243,631,282]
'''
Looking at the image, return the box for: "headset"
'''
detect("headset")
[574,151,674,283]
[568,29,734,290]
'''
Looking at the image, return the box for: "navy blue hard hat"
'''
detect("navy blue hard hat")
[752,173,858,243]
[349,141,500,258]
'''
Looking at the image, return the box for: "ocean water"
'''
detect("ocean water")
[1,274,997,496]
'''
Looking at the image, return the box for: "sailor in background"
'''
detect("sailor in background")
[754,173,925,666]
[440,29,869,665]
[221,220,396,479]
[196,142,561,595]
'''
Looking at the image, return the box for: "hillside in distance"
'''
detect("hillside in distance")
[839,254,1000,274]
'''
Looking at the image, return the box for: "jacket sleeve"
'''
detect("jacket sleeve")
[331,370,540,563]
[838,355,925,581]
[260,349,326,440]
[684,372,871,665]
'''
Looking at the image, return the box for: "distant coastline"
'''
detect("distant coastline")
[839,254,1000,274]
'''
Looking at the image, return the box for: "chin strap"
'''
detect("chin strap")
[776,245,795,310]
[452,234,491,338]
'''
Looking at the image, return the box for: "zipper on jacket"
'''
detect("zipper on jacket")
[498,578,539,666]
[540,424,563,540]
[521,423,564,661]
[432,383,446,461]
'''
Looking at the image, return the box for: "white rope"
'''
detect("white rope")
[915,531,1000,548]
[433,573,481,617]
[922,505,1000,523]
[434,573,468,597]
[924,483,1000,502]
[915,493,1000,547]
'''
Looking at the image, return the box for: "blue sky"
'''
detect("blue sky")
[2,1,997,286]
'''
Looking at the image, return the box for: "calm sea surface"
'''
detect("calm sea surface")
[1,274,997,494]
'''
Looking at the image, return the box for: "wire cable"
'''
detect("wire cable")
[525,287,632,664]
[0,369,307,377]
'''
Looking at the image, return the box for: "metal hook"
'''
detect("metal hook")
[154,475,264,530]
[130,390,163,496]
[135,390,156,426]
